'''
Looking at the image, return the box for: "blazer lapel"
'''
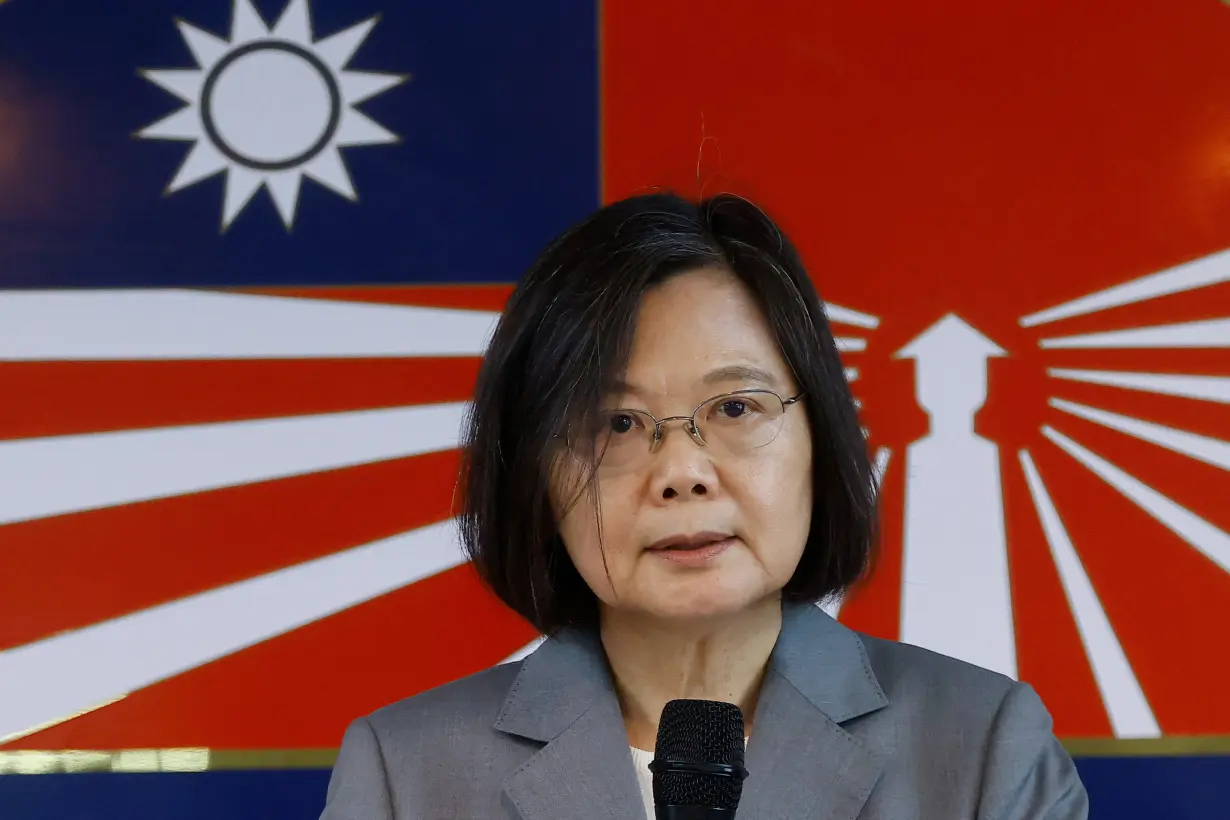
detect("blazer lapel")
[736,604,889,820]
[496,629,646,820]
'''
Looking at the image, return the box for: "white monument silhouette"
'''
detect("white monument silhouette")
[896,314,1017,678]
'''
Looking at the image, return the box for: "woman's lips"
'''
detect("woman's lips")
[649,537,736,566]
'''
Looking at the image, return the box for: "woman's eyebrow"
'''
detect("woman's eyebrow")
[606,364,780,398]
[700,364,779,388]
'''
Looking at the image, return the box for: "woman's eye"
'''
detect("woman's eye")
[609,413,637,433]
[719,400,749,418]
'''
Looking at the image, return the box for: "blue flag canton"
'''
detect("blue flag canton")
[0,0,598,288]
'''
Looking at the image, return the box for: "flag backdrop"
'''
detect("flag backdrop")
[1,0,1229,817]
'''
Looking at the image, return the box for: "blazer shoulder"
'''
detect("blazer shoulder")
[857,631,1018,719]
[364,660,523,742]
[840,635,1087,817]
[854,633,1088,811]
[322,661,539,818]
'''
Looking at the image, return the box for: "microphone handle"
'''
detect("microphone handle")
[655,807,737,820]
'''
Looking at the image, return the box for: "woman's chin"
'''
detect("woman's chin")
[596,561,784,624]
[634,584,769,623]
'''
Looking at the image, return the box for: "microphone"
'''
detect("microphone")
[648,699,748,819]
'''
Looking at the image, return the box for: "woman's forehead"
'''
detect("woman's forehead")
[637,267,775,333]
[586,267,791,402]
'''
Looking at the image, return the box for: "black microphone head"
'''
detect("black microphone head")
[650,699,747,811]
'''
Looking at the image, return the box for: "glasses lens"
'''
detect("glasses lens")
[696,391,787,453]
[587,408,654,471]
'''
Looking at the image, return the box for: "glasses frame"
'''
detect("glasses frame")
[603,388,805,455]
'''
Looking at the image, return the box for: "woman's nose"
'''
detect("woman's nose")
[649,426,717,501]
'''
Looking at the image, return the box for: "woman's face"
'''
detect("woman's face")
[551,267,814,623]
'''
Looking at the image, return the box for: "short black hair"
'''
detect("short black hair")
[459,192,879,634]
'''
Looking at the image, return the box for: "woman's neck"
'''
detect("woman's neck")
[600,596,784,751]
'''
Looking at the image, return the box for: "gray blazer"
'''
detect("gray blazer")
[319,604,1089,819]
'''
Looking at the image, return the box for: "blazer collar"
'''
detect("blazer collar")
[737,603,888,819]
[495,628,645,819]
[767,600,889,722]
[495,603,888,820]
[494,627,613,742]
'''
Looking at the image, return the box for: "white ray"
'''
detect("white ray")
[1051,398,1230,472]
[1040,318,1230,349]
[266,170,303,229]
[313,17,378,71]
[835,337,867,353]
[139,69,203,104]
[340,72,407,105]
[175,21,229,70]
[499,637,546,665]
[844,367,859,383]
[222,166,265,229]
[1018,451,1160,738]
[0,402,466,526]
[0,519,467,745]
[1050,368,1230,404]
[303,149,356,199]
[0,289,499,360]
[137,107,200,142]
[271,0,313,44]
[1042,426,1230,575]
[824,303,880,329]
[335,107,399,147]
[1021,248,1230,327]
[166,140,228,192]
[229,0,270,45]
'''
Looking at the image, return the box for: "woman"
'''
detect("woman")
[319,193,1089,819]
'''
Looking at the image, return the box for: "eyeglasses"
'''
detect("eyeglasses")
[571,388,805,474]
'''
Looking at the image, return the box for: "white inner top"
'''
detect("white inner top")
[629,746,656,818]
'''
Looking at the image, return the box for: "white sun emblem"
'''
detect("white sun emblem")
[137,0,405,230]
